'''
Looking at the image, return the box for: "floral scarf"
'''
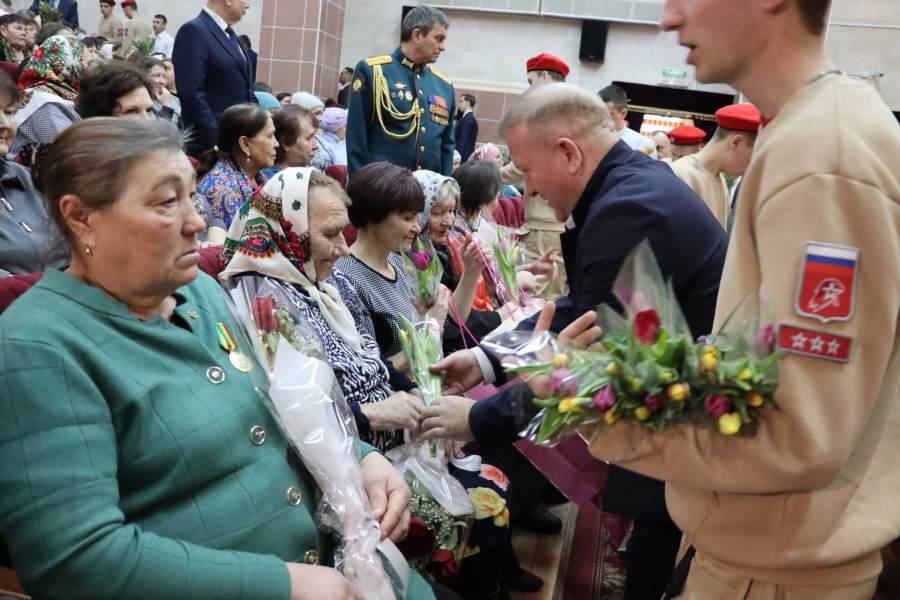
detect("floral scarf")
[18,35,82,103]
[220,167,364,351]
[412,169,459,234]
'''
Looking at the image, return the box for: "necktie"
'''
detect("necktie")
[225,26,247,64]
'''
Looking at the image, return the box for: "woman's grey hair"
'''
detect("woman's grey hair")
[499,83,614,140]
[401,6,449,42]
[34,117,188,242]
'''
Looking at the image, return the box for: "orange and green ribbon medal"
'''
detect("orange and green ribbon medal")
[217,322,254,373]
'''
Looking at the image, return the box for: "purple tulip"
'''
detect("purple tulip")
[644,395,664,413]
[498,238,510,252]
[593,385,616,413]
[704,394,732,418]
[550,368,577,396]
[411,251,431,271]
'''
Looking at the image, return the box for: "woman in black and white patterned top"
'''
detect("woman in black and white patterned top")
[334,162,451,357]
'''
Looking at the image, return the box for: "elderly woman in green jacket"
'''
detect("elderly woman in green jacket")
[0,118,442,600]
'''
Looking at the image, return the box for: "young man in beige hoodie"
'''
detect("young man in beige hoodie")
[584,1,899,598]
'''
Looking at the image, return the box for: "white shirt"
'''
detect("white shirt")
[153,30,174,57]
[202,7,245,62]
[618,126,658,159]
[202,7,229,33]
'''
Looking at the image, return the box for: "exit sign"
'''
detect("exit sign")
[661,68,689,88]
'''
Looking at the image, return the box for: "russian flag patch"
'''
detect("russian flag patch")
[795,242,859,323]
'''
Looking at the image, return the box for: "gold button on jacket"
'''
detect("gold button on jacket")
[304,550,320,565]
[249,426,266,446]
[286,487,303,506]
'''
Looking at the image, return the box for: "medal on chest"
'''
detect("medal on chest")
[217,322,254,373]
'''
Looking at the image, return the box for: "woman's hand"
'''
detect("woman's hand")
[361,452,411,542]
[157,86,174,108]
[517,270,540,294]
[461,234,487,275]
[287,563,361,600]
[425,285,451,325]
[523,248,562,281]
[361,392,423,431]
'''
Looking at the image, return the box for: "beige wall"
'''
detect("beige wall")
[826,0,900,110]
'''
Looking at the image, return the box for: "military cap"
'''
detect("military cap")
[715,104,762,132]
[668,125,707,145]
[526,53,570,78]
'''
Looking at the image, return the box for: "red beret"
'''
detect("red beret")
[121,0,136,7]
[668,125,706,145]
[526,53,570,78]
[715,103,761,132]
[100,0,116,5]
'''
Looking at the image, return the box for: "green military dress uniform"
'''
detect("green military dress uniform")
[0,269,435,600]
[347,47,456,177]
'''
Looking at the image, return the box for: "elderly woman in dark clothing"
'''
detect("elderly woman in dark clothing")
[0,71,66,275]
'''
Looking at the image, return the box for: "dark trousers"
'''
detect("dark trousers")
[624,517,682,600]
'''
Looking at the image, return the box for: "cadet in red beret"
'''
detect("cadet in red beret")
[667,125,707,158]
[671,105,761,228]
[526,53,570,86]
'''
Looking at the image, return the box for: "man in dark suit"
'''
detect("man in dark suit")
[421,83,728,600]
[455,93,478,162]
[30,0,79,28]
[173,0,254,156]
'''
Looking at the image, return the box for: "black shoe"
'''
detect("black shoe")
[514,504,563,535]
[503,566,544,592]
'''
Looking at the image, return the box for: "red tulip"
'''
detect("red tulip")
[252,296,278,332]
[633,309,661,344]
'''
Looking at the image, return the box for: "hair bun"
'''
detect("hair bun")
[30,143,54,195]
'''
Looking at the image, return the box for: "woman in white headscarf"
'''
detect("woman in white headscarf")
[220,167,423,453]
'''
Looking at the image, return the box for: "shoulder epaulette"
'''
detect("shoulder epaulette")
[429,67,452,85]
[365,55,393,67]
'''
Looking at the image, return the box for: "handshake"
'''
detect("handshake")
[363,303,602,443]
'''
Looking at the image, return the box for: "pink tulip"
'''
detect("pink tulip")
[550,368,577,396]
[593,385,616,413]
[644,395,664,413]
[411,251,431,271]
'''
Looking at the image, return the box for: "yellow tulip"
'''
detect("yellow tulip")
[701,352,719,372]
[558,397,586,414]
[746,393,765,408]
[738,368,753,381]
[718,413,742,435]
[552,354,570,369]
[604,410,619,426]
[634,407,651,421]
[606,362,620,376]
[703,346,718,357]
[667,383,689,403]
[660,371,675,383]
[630,378,643,392]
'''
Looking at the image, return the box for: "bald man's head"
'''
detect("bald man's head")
[500,83,614,142]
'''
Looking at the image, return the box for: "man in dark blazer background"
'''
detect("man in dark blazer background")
[173,0,254,156]
[455,93,478,162]
[421,83,728,600]
[30,0,79,28]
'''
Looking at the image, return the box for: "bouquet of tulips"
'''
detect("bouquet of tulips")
[403,236,444,311]
[482,241,780,445]
[229,275,406,599]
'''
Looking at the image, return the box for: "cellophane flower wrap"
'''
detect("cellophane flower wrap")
[492,229,523,306]
[482,240,780,445]
[389,314,475,576]
[403,236,444,311]
[229,275,404,600]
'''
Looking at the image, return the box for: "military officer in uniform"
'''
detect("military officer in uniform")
[347,6,456,177]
